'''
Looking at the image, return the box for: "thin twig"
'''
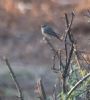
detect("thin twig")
[80,53,89,65]
[64,13,69,64]
[45,38,59,58]
[52,84,57,100]
[62,12,75,93]
[4,58,24,100]
[65,13,69,28]
[63,43,74,93]
[64,44,74,75]
[64,12,75,72]
[52,54,56,70]
[66,72,90,99]
[64,12,75,64]
[73,45,82,69]
[59,49,65,70]
[39,79,47,100]
[35,78,47,100]
[45,37,62,72]
[74,46,89,70]
[65,12,75,35]
[65,34,68,65]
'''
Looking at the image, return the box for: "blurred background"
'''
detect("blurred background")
[0,0,89,99]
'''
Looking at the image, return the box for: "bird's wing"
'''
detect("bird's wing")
[44,26,58,37]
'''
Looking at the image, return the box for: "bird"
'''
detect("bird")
[41,24,62,41]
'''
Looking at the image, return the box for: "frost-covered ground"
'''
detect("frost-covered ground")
[0,62,58,100]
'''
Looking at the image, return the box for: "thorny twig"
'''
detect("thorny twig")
[4,58,24,100]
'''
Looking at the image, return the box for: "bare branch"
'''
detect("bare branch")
[4,58,24,100]
[64,12,75,64]
[63,43,74,93]
[62,12,75,93]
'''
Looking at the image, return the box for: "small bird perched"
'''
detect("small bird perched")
[41,24,62,41]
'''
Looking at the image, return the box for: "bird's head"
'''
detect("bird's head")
[41,24,47,28]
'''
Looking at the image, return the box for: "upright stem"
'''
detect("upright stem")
[4,58,24,100]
